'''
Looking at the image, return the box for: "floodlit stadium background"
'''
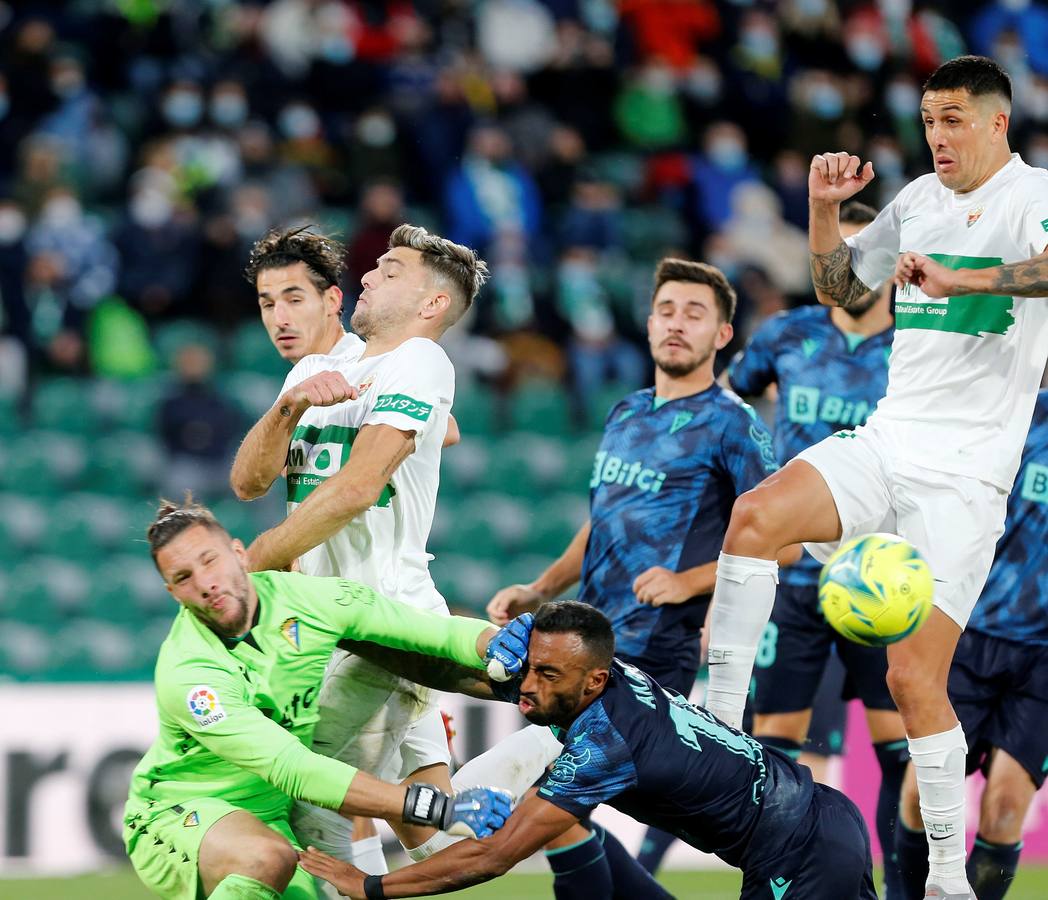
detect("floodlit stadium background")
[1,1,1048,896]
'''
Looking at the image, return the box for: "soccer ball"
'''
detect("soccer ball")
[818,533,934,647]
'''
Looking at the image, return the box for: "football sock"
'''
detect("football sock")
[405,830,457,861]
[757,735,803,760]
[209,874,281,899]
[350,834,388,875]
[635,824,677,874]
[451,724,563,800]
[909,723,969,892]
[545,829,613,900]
[967,834,1021,900]
[895,821,930,900]
[594,824,673,897]
[873,738,910,900]
[705,553,778,730]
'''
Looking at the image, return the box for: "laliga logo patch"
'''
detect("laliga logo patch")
[186,686,226,728]
[358,375,375,395]
[967,205,984,228]
[183,811,200,828]
[281,617,300,650]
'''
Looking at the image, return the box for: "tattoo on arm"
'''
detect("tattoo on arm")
[810,240,873,308]
[990,255,1048,297]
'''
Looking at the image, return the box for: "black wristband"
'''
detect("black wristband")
[402,781,451,829]
[363,874,386,900]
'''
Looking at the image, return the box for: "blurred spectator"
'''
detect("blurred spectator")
[771,150,810,231]
[444,123,543,258]
[723,183,810,299]
[556,246,646,408]
[617,0,720,70]
[158,343,242,500]
[477,0,557,73]
[346,179,405,286]
[0,195,31,396]
[970,0,1048,76]
[614,62,686,149]
[690,122,761,234]
[559,174,623,252]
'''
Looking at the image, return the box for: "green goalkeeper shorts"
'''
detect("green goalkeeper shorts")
[124,798,320,899]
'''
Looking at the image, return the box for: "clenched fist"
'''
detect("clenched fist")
[280,371,358,417]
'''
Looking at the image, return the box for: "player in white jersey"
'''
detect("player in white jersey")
[703,56,1048,900]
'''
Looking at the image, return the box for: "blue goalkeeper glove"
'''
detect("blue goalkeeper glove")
[485,612,534,682]
[445,786,514,838]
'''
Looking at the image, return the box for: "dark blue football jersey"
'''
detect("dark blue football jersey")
[529,660,815,869]
[728,306,892,585]
[579,385,778,673]
[967,390,1048,644]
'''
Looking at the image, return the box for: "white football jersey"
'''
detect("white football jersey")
[847,153,1048,489]
[280,337,454,608]
[331,330,365,360]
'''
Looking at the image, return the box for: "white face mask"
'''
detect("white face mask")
[130,191,174,228]
[41,195,82,226]
[0,207,26,244]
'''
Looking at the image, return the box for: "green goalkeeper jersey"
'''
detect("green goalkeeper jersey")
[126,571,488,822]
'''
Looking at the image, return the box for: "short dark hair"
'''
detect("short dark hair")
[924,55,1012,105]
[652,257,736,323]
[533,601,614,669]
[388,223,489,326]
[146,496,228,567]
[244,225,346,294]
[840,201,879,227]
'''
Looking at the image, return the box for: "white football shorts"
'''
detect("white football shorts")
[795,421,1008,629]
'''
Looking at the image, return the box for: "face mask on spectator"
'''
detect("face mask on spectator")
[211,93,248,128]
[41,195,81,226]
[130,191,174,228]
[740,27,777,62]
[794,0,828,16]
[886,82,918,117]
[1000,0,1030,11]
[872,148,903,178]
[52,69,85,99]
[279,104,321,140]
[686,68,722,103]
[808,83,844,119]
[0,207,26,244]
[163,89,204,128]
[357,112,395,147]
[708,137,747,171]
[319,35,354,65]
[846,36,885,71]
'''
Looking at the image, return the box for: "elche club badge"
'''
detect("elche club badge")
[967,206,984,228]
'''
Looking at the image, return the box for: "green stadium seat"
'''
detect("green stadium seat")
[429,553,498,615]
[59,620,140,676]
[154,320,220,367]
[223,371,283,419]
[585,384,632,431]
[451,385,497,436]
[508,380,571,435]
[6,557,90,625]
[104,376,169,433]
[525,493,589,557]
[210,499,265,545]
[3,430,89,495]
[0,494,49,554]
[497,554,558,593]
[621,207,688,260]
[0,621,54,677]
[230,321,288,377]
[564,436,602,492]
[86,432,164,497]
[484,434,568,498]
[439,437,491,494]
[33,378,97,435]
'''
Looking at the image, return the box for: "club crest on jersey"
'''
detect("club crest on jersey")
[358,375,375,395]
[967,206,984,228]
[183,811,200,828]
[281,617,300,650]
[186,686,226,728]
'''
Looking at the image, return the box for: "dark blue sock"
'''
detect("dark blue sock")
[635,825,677,875]
[757,734,803,760]
[545,829,613,900]
[894,821,929,900]
[967,834,1022,900]
[873,738,910,900]
[593,825,674,899]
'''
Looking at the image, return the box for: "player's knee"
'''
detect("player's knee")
[884,655,937,713]
[979,789,1028,843]
[726,489,781,553]
[231,834,298,891]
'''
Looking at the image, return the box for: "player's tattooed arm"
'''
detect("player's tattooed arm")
[987,249,1048,296]
[338,639,499,700]
[810,240,874,309]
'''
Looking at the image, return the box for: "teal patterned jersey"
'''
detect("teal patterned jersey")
[579,384,778,672]
[967,390,1048,644]
[729,306,892,585]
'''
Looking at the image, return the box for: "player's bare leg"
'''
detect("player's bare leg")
[705,460,842,728]
[199,810,298,896]
[389,762,453,852]
[968,749,1032,899]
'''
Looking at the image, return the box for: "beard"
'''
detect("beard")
[202,568,252,638]
[521,688,584,728]
[652,344,714,378]
[841,288,882,319]
[351,301,410,341]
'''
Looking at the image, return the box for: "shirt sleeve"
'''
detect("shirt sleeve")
[845,191,903,289]
[159,659,357,810]
[1015,175,1048,256]
[323,578,489,671]
[727,317,782,397]
[720,404,779,494]
[535,709,638,818]
[363,339,454,441]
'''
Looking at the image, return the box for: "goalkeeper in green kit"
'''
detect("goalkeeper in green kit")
[123,499,528,900]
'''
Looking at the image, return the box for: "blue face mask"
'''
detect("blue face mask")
[809,84,844,120]
[163,90,204,128]
[740,28,777,62]
[847,36,885,72]
[709,138,747,171]
[211,95,248,128]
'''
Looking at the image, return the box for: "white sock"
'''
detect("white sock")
[704,553,778,730]
[350,834,388,875]
[451,724,563,800]
[909,723,969,890]
[405,829,459,860]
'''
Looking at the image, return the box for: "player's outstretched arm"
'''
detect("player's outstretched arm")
[338,638,500,700]
[487,520,590,625]
[895,247,1048,299]
[808,152,876,309]
[246,422,413,571]
[231,371,358,500]
[300,792,579,898]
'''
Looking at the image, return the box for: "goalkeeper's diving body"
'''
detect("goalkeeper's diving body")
[122,500,525,900]
[301,601,878,900]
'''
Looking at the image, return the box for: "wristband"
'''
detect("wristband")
[363,874,385,900]
[402,782,451,829]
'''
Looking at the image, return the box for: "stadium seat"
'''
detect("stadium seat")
[230,321,289,377]
[450,385,497,436]
[4,430,89,495]
[33,378,97,435]
[439,437,491,494]
[154,319,221,367]
[621,206,688,260]
[222,371,284,419]
[508,380,571,435]
[525,493,590,557]
[0,620,54,677]
[429,553,499,615]
[87,431,164,498]
[0,494,49,554]
[7,557,90,625]
[482,433,568,498]
[564,436,602,492]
